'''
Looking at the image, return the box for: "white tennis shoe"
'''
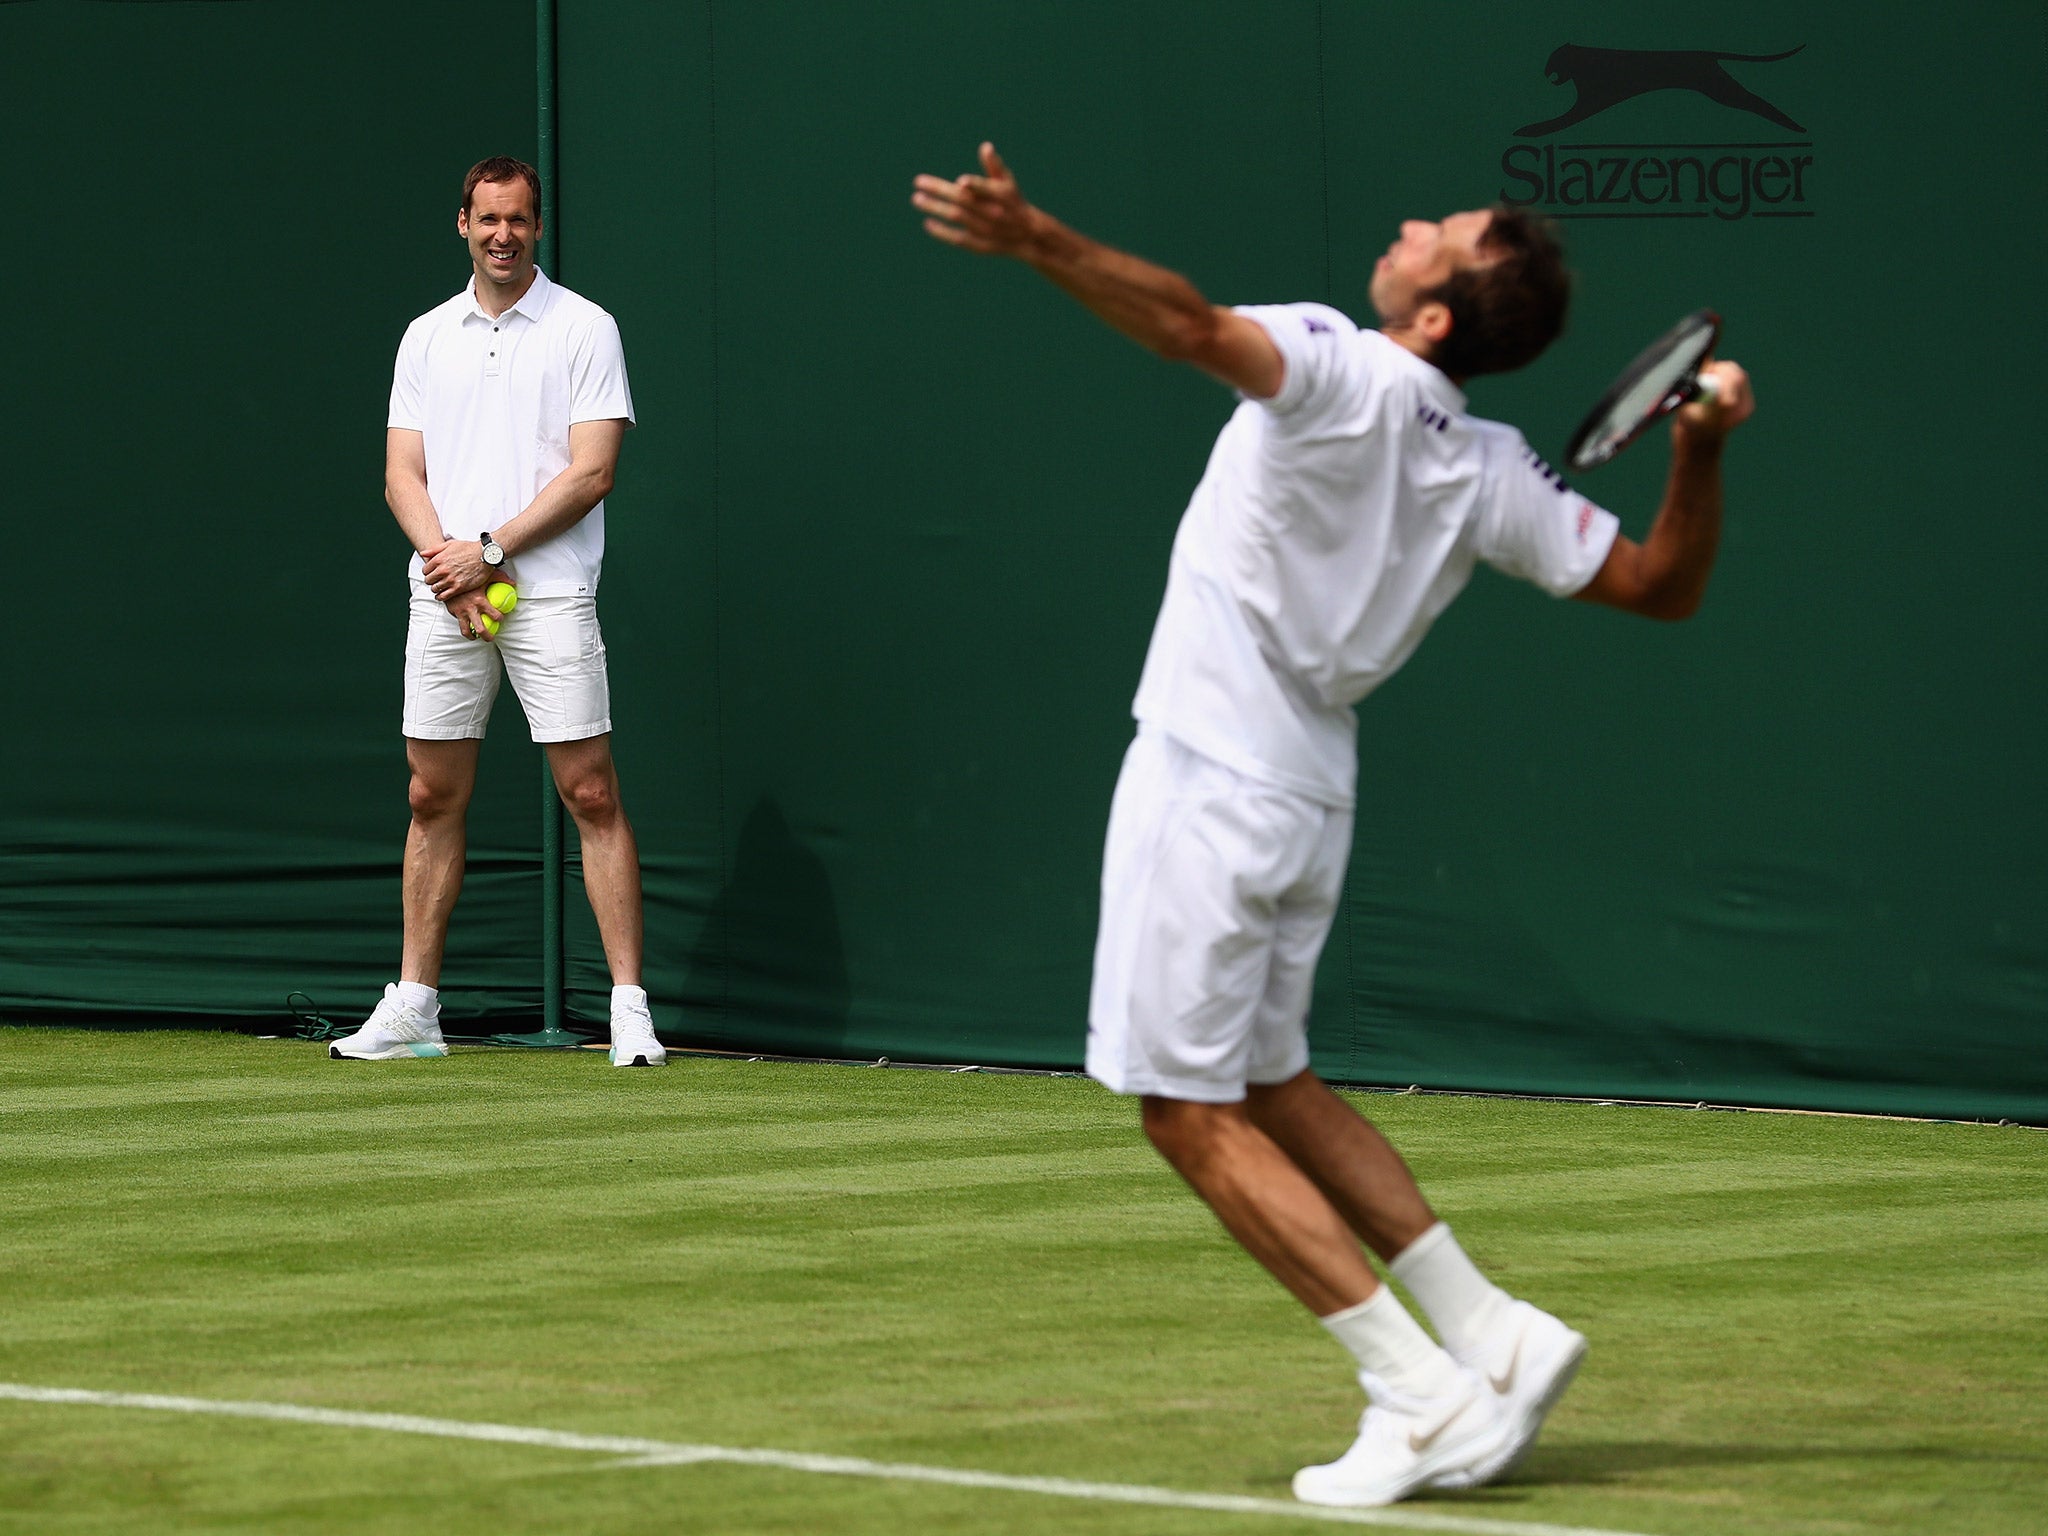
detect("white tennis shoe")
[1437,1299,1588,1488]
[609,1003,667,1067]
[328,985,448,1060]
[1292,1368,1514,1507]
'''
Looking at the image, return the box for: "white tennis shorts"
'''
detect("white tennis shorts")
[1086,728,1353,1103]
[401,581,613,743]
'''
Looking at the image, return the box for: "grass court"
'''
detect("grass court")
[1,1027,2042,1535]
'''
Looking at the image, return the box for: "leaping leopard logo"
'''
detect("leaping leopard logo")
[1516,44,1805,138]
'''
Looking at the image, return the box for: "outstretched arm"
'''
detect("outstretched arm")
[1575,360,1755,620]
[912,142,1285,399]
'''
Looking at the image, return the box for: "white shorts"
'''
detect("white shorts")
[1086,728,1352,1104]
[1081,733,1351,1105]
[401,582,613,743]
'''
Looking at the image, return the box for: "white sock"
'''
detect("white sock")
[1320,1286,1464,1402]
[1389,1222,1512,1356]
[611,984,648,1016]
[394,981,440,1018]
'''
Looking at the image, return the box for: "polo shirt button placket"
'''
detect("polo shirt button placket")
[485,321,501,379]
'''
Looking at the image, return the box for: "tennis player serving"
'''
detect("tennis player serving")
[912,143,1752,1507]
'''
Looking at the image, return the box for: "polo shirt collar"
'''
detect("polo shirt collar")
[466,266,554,323]
[1407,350,1467,415]
[1371,328,1468,415]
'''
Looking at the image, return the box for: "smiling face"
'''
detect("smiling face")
[458,178,540,297]
[1367,210,1496,329]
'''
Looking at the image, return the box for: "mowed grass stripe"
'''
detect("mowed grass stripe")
[0,1382,1664,1536]
[2,1027,2043,1536]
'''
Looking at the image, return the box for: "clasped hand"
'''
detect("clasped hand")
[420,538,488,601]
[444,585,509,641]
[420,539,506,640]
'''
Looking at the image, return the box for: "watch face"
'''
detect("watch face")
[483,541,503,565]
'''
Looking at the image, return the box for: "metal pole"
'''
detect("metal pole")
[494,0,582,1049]
[538,0,565,1039]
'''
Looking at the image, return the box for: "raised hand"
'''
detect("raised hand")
[911,142,1042,258]
[1676,359,1754,442]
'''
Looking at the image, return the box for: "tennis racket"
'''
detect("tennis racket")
[1564,309,1721,473]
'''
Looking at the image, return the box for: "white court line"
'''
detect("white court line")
[0,1382,1657,1536]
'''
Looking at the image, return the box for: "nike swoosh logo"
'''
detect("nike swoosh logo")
[1489,1336,1523,1396]
[1407,1420,1448,1453]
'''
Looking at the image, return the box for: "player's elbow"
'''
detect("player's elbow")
[385,462,427,511]
[1151,304,1221,365]
[1639,587,1701,622]
[1591,542,1710,621]
[1580,560,1705,621]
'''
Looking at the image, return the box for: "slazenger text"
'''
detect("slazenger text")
[1499,143,1814,221]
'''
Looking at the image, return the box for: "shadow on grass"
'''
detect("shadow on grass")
[1444,1438,2048,1497]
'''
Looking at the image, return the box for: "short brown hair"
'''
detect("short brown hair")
[1423,207,1570,379]
[461,156,542,217]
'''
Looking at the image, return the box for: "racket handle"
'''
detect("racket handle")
[1690,373,1720,405]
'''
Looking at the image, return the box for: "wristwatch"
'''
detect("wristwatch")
[480,531,506,570]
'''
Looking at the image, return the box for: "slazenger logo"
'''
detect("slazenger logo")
[1499,44,1813,223]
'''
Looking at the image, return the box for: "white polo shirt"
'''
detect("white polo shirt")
[1131,303,1620,809]
[388,268,635,597]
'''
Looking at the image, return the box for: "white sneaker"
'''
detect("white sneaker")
[1438,1299,1587,1488]
[609,1003,667,1067]
[328,985,448,1060]
[1292,1369,1514,1507]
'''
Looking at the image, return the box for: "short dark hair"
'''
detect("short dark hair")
[1422,207,1570,379]
[461,156,543,217]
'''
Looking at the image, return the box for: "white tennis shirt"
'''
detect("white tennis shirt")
[388,268,635,598]
[1132,303,1620,808]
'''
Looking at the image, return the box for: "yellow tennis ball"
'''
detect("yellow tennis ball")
[478,582,518,638]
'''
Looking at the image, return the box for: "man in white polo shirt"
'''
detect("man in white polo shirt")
[913,144,1752,1506]
[329,155,665,1069]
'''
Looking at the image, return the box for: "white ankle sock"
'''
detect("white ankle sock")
[1388,1222,1512,1356]
[1320,1286,1463,1401]
[611,984,648,1015]
[394,981,440,1018]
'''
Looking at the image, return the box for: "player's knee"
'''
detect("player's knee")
[1141,1096,1230,1169]
[407,771,469,823]
[558,772,620,826]
[1245,1068,1330,1127]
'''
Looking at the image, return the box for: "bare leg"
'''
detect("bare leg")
[400,738,480,987]
[1246,1070,1437,1262]
[545,733,644,985]
[1142,1096,1383,1317]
